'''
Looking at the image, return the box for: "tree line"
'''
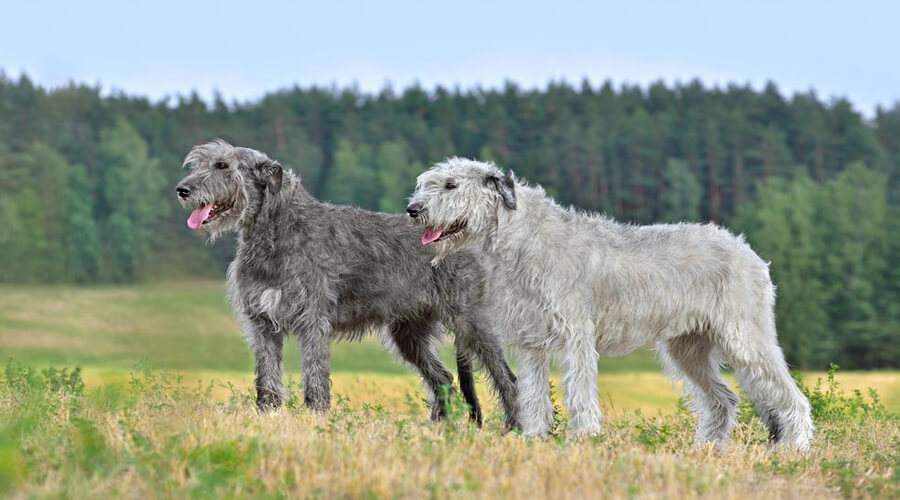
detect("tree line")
[0,73,897,369]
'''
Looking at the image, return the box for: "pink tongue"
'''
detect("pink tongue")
[187,204,213,230]
[422,227,443,245]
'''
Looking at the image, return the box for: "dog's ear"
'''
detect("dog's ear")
[260,160,283,194]
[486,172,516,210]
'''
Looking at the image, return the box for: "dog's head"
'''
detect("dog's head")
[406,158,516,263]
[175,139,283,239]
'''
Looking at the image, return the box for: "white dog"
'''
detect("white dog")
[406,158,813,450]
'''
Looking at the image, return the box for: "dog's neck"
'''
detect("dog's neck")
[486,182,616,260]
[238,172,312,255]
[484,183,627,262]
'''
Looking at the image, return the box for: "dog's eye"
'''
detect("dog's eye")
[444,181,457,190]
[214,161,229,170]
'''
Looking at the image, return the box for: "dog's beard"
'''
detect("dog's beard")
[429,228,474,266]
[204,214,240,243]
[419,206,499,266]
[200,192,246,243]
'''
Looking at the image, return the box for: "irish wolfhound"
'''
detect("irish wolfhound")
[406,158,814,449]
[175,141,519,429]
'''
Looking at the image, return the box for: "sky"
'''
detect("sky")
[2,0,898,116]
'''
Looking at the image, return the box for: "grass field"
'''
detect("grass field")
[1,282,899,498]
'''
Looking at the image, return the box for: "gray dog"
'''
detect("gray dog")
[175,141,519,429]
[408,158,813,450]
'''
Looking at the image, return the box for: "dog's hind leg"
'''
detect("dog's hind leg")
[298,325,331,412]
[727,346,813,449]
[389,319,456,421]
[455,342,483,426]
[658,334,739,449]
[717,313,813,450]
[453,317,520,431]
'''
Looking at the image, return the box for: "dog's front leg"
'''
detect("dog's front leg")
[299,327,331,412]
[245,315,285,411]
[563,326,603,436]
[517,347,553,436]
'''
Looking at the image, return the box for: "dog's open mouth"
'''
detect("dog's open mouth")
[422,220,467,245]
[187,202,233,230]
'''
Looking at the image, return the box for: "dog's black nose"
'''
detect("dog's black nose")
[176,186,191,199]
[406,202,424,218]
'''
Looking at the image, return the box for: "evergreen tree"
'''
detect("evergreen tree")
[737,174,831,367]
[0,142,69,281]
[820,164,891,366]
[660,159,702,222]
[64,164,100,282]
[323,139,377,209]
[97,118,166,281]
[10,189,48,282]
[0,195,26,282]
[375,140,421,214]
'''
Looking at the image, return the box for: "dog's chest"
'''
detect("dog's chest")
[228,259,312,323]
[489,254,602,349]
[232,281,283,319]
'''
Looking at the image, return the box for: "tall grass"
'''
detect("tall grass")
[1,360,897,499]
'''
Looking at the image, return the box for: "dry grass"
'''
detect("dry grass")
[1,364,897,499]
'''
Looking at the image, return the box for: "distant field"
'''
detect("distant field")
[1,281,899,413]
[0,281,660,372]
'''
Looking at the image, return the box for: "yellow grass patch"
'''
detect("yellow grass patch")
[75,367,900,415]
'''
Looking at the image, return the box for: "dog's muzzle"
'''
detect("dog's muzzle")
[406,202,424,218]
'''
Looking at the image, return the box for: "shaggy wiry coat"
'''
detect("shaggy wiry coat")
[175,142,519,429]
[407,158,814,449]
